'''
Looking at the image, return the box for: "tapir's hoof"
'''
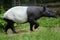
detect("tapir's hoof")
[30,29,33,32]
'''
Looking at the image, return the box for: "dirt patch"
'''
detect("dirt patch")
[7,28,28,34]
[51,27,60,31]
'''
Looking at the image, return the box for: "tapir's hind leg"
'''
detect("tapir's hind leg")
[3,18,17,34]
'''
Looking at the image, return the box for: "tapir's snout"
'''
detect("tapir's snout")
[51,13,58,18]
[52,14,57,17]
[47,11,58,18]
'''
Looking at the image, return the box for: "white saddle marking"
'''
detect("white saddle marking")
[4,6,28,23]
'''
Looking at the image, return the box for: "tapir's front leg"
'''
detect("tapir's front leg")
[29,19,39,31]
[34,21,39,29]
[30,23,34,31]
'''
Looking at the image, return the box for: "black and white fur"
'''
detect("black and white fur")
[3,6,57,34]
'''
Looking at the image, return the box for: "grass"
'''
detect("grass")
[0,6,60,40]
[0,27,60,40]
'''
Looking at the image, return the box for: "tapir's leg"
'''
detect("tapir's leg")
[4,21,17,34]
[28,18,34,31]
[34,21,39,29]
[9,22,17,33]
[30,20,39,29]
[30,22,34,31]
[29,18,39,31]
[4,23,10,34]
[4,18,17,34]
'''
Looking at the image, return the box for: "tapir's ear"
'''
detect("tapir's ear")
[43,6,46,12]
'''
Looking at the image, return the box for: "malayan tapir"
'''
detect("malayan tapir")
[3,6,57,34]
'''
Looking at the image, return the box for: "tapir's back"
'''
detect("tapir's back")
[4,6,28,23]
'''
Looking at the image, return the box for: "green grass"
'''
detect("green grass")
[0,6,60,40]
[0,27,60,40]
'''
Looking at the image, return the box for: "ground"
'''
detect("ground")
[7,26,60,34]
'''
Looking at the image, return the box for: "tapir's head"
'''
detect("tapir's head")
[43,7,57,18]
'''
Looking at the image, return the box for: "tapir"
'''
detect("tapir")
[3,6,57,34]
